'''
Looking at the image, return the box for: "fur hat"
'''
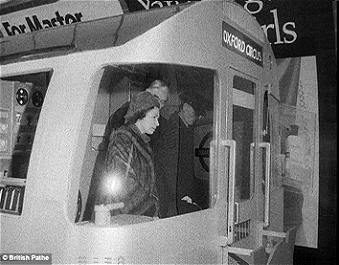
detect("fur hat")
[125,91,160,121]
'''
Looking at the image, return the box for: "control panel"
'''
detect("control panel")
[0,80,46,214]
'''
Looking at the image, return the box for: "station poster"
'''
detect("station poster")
[276,56,319,248]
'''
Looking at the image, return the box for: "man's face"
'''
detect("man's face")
[156,86,169,108]
[182,103,196,125]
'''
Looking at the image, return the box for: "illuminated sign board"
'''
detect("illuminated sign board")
[222,21,263,67]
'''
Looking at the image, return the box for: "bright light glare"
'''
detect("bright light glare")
[105,172,123,195]
[110,178,121,193]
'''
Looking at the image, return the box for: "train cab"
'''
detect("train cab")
[0,1,315,264]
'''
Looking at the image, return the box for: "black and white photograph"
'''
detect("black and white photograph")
[0,0,336,264]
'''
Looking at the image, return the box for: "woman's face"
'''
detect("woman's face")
[136,107,160,135]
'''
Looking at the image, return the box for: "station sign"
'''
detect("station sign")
[222,21,263,67]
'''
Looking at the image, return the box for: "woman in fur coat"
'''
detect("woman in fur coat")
[96,91,160,218]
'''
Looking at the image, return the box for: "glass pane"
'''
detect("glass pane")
[233,105,253,201]
[233,75,254,95]
[232,75,255,202]
[81,64,215,223]
[233,102,253,201]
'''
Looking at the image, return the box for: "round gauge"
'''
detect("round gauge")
[16,88,29,106]
[32,91,44,107]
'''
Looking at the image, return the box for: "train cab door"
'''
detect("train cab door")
[224,69,267,264]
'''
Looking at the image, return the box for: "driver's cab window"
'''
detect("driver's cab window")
[79,64,215,224]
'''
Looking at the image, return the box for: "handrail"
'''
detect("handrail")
[250,143,255,196]
[259,142,271,228]
[209,140,217,208]
[221,139,236,245]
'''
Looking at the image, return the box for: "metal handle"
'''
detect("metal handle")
[221,139,236,245]
[259,142,271,228]
[209,140,217,208]
[250,143,255,195]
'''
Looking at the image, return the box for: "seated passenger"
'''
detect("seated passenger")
[95,92,161,217]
